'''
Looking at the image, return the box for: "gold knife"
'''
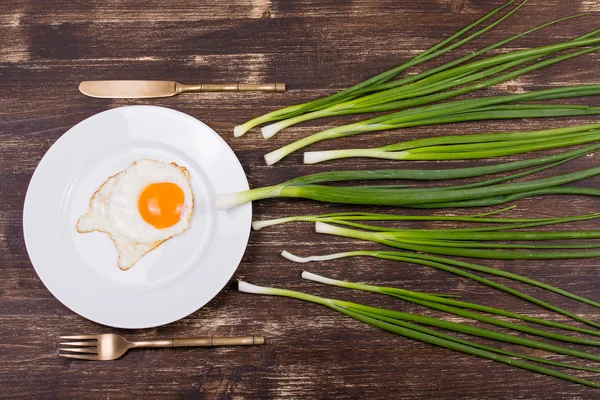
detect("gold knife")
[79,80,286,99]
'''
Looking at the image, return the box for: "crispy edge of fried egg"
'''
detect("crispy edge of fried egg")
[76,159,195,271]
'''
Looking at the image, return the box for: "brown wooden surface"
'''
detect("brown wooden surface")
[2,0,600,398]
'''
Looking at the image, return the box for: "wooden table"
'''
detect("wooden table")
[2,0,600,398]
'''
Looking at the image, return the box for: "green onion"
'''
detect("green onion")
[284,166,600,207]
[303,123,600,164]
[281,250,600,328]
[252,209,600,231]
[216,143,600,210]
[238,281,600,388]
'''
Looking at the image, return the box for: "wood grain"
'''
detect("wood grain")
[2,0,600,398]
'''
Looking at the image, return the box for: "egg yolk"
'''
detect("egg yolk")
[138,182,185,229]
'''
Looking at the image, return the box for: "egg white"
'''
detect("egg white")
[77,159,194,270]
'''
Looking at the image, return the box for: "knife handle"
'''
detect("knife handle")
[177,83,285,93]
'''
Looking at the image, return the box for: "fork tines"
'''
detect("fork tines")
[58,335,100,360]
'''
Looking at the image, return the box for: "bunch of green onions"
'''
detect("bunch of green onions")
[264,84,600,165]
[254,209,600,324]
[234,0,533,137]
[303,123,600,164]
[252,210,600,264]
[216,143,600,210]
[239,271,600,388]
[233,0,600,165]
[235,0,597,139]
[250,209,600,258]
[231,0,600,388]
[312,219,600,260]
[297,270,600,338]
[280,248,600,327]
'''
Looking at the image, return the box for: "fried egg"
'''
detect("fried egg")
[77,159,194,270]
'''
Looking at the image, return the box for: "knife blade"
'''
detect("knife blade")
[79,80,286,98]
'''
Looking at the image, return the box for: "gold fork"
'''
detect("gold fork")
[58,334,264,361]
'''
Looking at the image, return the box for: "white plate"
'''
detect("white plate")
[23,106,251,329]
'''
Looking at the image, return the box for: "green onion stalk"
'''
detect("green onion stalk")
[238,280,600,388]
[303,123,600,164]
[216,143,600,210]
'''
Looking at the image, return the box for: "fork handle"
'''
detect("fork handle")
[131,336,264,348]
[173,336,264,347]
